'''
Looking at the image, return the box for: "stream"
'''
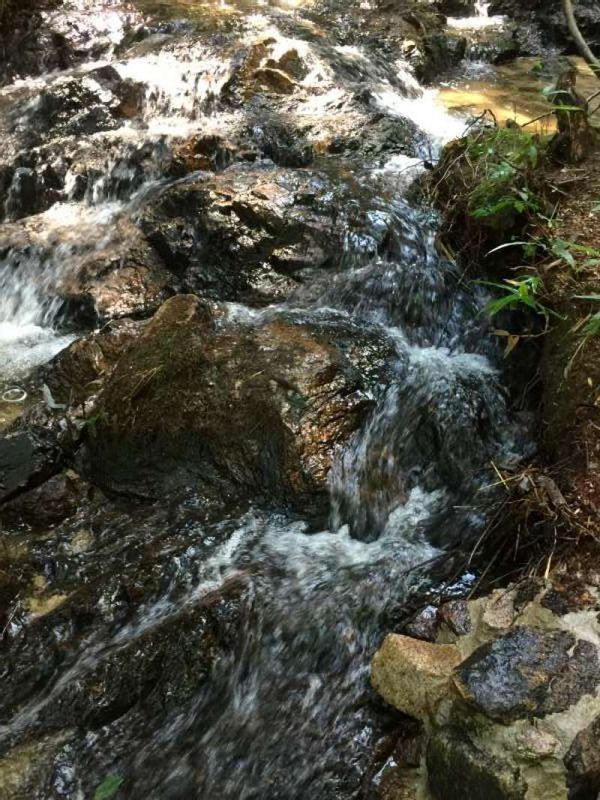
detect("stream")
[0,1,533,797]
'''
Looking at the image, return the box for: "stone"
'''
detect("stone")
[40,318,146,407]
[564,714,600,800]
[85,295,396,512]
[489,0,600,54]
[57,222,175,325]
[426,729,527,800]
[0,472,84,529]
[438,599,471,636]
[0,431,61,504]
[455,627,600,723]
[371,634,462,720]
[405,605,439,641]
[137,163,342,306]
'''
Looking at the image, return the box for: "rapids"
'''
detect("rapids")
[0,1,532,797]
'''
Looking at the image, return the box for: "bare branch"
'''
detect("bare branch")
[562,0,600,77]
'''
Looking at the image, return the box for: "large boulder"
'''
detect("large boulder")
[137,164,346,306]
[84,295,397,513]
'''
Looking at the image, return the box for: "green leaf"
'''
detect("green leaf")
[584,312,600,337]
[485,294,519,317]
[95,775,123,800]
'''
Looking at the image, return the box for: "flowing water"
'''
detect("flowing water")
[0,1,532,797]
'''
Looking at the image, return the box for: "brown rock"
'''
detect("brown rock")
[371,634,462,720]
[85,295,395,510]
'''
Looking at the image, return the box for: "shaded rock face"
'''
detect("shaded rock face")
[40,317,146,405]
[85,295,396,514]
[489,0,600,51]
[455,627,600,723]
[0,471,85,529]
[427,730,527,800]
[0,430,62,503]
[565,715,600,800]
[137,164,345,306]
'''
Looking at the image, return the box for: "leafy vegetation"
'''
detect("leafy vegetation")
[480,276,560,321]
[94,775,124,800]
[574,294,600,337]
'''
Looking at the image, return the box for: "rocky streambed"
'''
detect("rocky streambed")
[0,1,598,798]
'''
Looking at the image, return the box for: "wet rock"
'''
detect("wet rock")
[138,164,342,305]
[0,213,175,327]
[426,729,527,800]
[371,634,462,720]
[565,715,600,800]
[455,627,600,723]
[413,32,467,83]
[87,64,145,119]
[40,318,146,407]
[435,0,476,13]
[3,167,37,222]
[0,562,248,757]
[405,605,439,641]
[173,134,241,173]
[489,0,600,53]
[0,429,62,504]
[0,471,86,529]
[463,26,520,64]
[85,295,395,512]
[14,78,122,147]
[438,599,471,636]
[248,115,314,168]
[373,585,600,800]
[0,5,71,88]
[221,40,305,105]
[57,220,175,325]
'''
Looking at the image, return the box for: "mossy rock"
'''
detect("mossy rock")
[85,295,395,514]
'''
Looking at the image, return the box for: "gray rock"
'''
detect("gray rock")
[0,430,61,503]
[438,599,471,636]
[565,714,600,800]
[455,627,600,723]
[426,729,527,800]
